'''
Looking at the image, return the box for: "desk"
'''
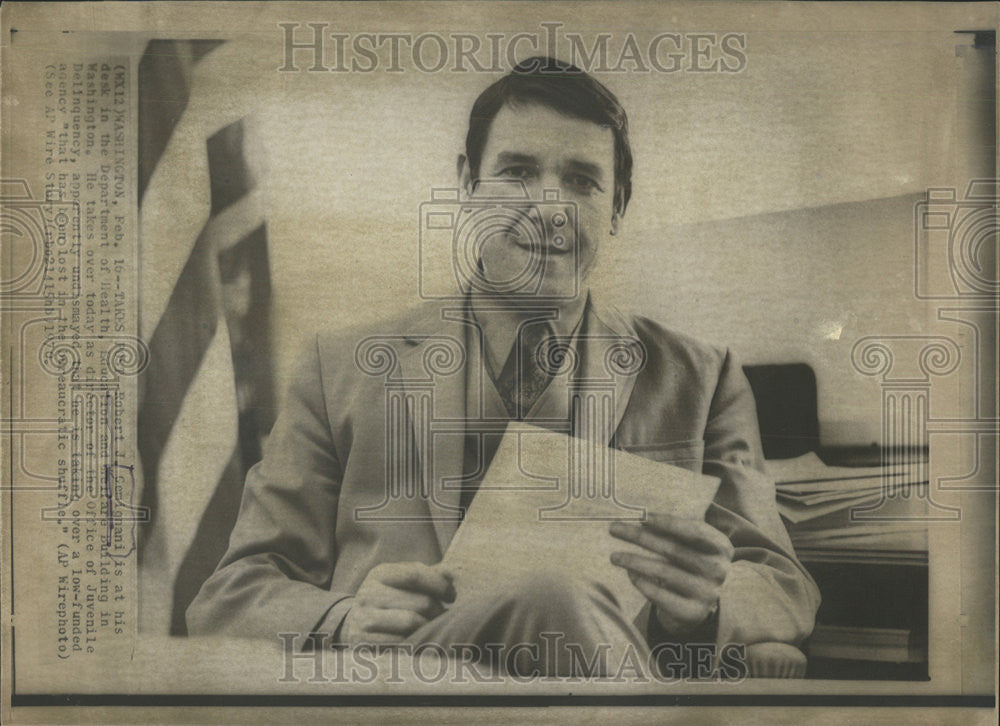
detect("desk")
[788,448,930,681]
[819,444,930,468]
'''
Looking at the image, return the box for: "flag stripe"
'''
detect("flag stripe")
[138,39,225,205]
[169,449,245,635]
[207,119,256,215]
[137,228,219,559]
[205,188,266,254]
[138,118,253,559]
[219,222,276,475]
[138,41,276,634]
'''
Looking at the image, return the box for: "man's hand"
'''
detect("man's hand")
[609,513,734,637]
[339,562,454,646]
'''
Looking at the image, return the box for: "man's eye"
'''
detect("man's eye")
[497,166,534,180]
[566,173,603,194]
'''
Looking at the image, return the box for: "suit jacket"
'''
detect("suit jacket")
[187,299,820,647]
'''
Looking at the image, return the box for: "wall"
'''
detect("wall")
[148,13,980,447]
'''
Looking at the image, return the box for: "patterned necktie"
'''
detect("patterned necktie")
[495,322,556,420]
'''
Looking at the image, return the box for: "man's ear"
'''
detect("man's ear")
[610,211,622,236]
[457,154,473,197]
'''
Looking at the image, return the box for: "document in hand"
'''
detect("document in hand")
[441,424,720,622]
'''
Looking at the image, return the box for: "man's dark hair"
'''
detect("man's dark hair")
[465,56,633,217]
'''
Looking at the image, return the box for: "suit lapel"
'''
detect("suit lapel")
[386,298,643,553]
[576,299,644,447]
[395,304,469,554]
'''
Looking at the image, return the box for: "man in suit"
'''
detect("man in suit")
[187,56,819,677]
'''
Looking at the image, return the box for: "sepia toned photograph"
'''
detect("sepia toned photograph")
[1,2,996,724]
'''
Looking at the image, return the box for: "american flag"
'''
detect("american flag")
[136,39,275,635]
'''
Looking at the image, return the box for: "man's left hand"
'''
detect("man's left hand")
[609,513,734,637]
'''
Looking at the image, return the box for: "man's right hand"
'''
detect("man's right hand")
[338,562,454,646]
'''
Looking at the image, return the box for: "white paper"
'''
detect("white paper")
[766,452,911,486]
[441,424,720,622]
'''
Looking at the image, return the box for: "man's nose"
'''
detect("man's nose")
[519,170,563,201]
[514,177,575,246]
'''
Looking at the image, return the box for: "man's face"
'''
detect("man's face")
[464,102,618,301]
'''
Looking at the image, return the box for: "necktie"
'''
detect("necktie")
[495,322,556,420]
[460,322,557,515]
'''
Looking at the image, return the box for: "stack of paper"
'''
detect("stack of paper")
[767,452,929,551]
[442,424,720,622]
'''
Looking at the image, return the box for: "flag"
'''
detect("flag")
[136,39,275,635]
